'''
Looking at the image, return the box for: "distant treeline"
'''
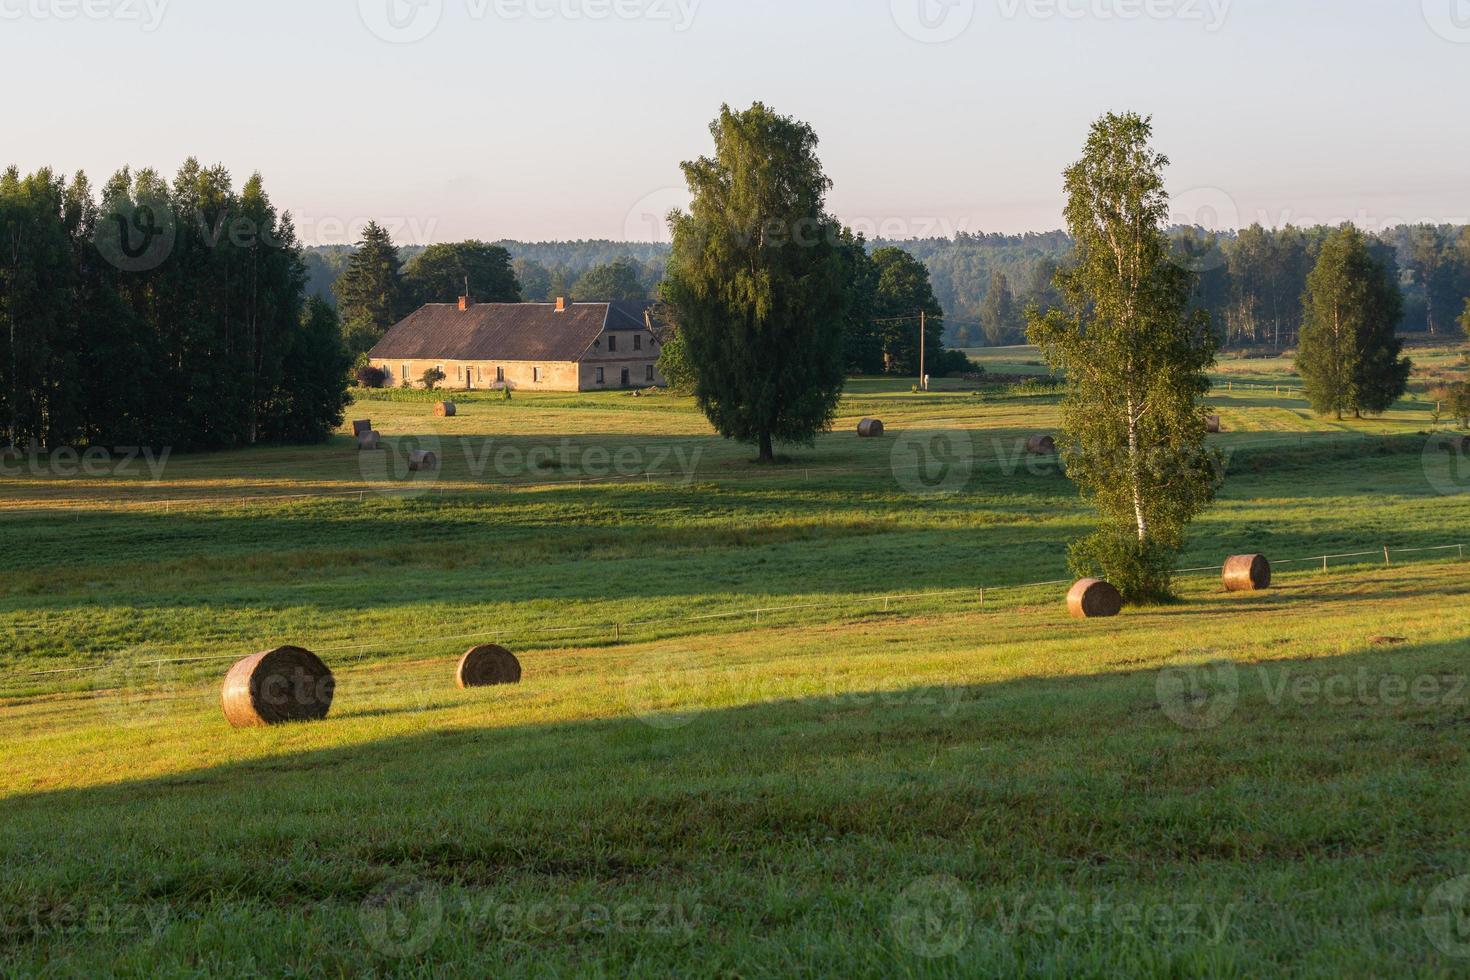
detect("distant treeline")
[887,225,1470,349]
[305,240,667,309]
[308,224,1470,351]
[0,162,349,451]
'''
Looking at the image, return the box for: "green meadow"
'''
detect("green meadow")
[2,349,1469,976]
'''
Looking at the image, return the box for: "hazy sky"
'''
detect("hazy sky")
[3,0,1467,244]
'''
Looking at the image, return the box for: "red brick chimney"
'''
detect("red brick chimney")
[555,297,569,312]
[458,296,472,312]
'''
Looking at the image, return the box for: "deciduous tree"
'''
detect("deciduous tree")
[1297,224,1410,419]
[1027,112,1220,602]
[664,103,849,463]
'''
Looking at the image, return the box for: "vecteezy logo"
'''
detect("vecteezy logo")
[1157,659,1240,731]
[1422,435,1470,498]
[1167,186,1239,274]
[890,875,973,958]
[1423,0,1470,43]
[623,187,691,245]
[94,201,176,273]
[890,0,976,43]
[622,651,710,731]
[358,432,443,500]
[359,0,444,43]
[1424,875,1470,959]
[359,877,444,957]
[90,657,180,727]
[891,429,974,496]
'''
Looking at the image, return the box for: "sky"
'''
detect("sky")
[2,0,1468,245]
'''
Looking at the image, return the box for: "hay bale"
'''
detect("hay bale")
[455,644,523,689]
[1026,435,1057,455]
[220,646,335,728]
[1222,554,1271,592]
[357,430,382,451]
[1206,415,1222,434]
[435,401,457,418]
[352,419,373,437]
[857,418,885,438]
[408,450,438,472]
[1067,579,1123,620]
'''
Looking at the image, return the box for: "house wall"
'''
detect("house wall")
[372,326,667,392]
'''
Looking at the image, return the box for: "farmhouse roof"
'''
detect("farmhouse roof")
[368,301,656,363]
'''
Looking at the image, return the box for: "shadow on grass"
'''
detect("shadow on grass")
[2,632,1468,971]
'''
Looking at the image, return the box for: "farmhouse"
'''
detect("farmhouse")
[368,297,666,392]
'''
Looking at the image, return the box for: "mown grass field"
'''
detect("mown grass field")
[2,350,1469,976]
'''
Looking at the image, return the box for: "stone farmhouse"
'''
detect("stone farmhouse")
[368,297,666,392]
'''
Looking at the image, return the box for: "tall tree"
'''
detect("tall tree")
[979,270,1019,346]
[571,257,648,301]
[1027,112,1220,602]
[835,228,882,374]
[1406,226,1460,336]
[871,246,943,374]
[333,220,405,357]
[403,240,521,309]
[664,102,849,464]
[1297,224,1410,419]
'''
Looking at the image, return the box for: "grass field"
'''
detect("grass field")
[2,348,1469,976]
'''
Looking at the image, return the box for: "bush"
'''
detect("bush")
[1068,531,1179,605]
[930,348,977,377]
[355,365,387,389]
[1447,382,1470,428]
[421,367,446,391]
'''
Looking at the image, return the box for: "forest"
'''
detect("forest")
[306,223,1470,353]
[0,162,349,452]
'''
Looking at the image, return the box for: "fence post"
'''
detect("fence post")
[1384,546,1391,568]
[1322,555,1328,573]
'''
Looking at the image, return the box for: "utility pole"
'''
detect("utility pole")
[919,310,926,392]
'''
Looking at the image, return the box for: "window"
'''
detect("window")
[608,335,618,353]
[496,366,504,383]
[596,368,605,384]
[634,334,642,351]
[401,364,408,383]
[646,365,655,382]
[477,366,483,381]
[533,367,541,383]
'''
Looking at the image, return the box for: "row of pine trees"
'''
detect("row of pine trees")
[0,161,349,452]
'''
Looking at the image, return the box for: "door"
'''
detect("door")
[621,368,630,388]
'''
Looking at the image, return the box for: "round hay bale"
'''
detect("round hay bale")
[1222,554,1271,592]
[455,644,523,689]
[357,430,382,451]
[220,647,335,728]
[435,401,457,418]
[857,418,885,438]
[1026,434,1057,455]
[1206,415,1222,434]
[352,419,373,437]
[409,449,438,472]
[1068,579,1123,620]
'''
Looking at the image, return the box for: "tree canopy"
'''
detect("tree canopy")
[333,220,406,357]
[664,102,849,463]
[1297,224,1411,419]
[1028,112,1220,602]
[571,258,648,301]
[0,160,347,451]
[402,240,520,309]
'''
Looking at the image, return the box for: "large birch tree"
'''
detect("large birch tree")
[1028,112,1220,602]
